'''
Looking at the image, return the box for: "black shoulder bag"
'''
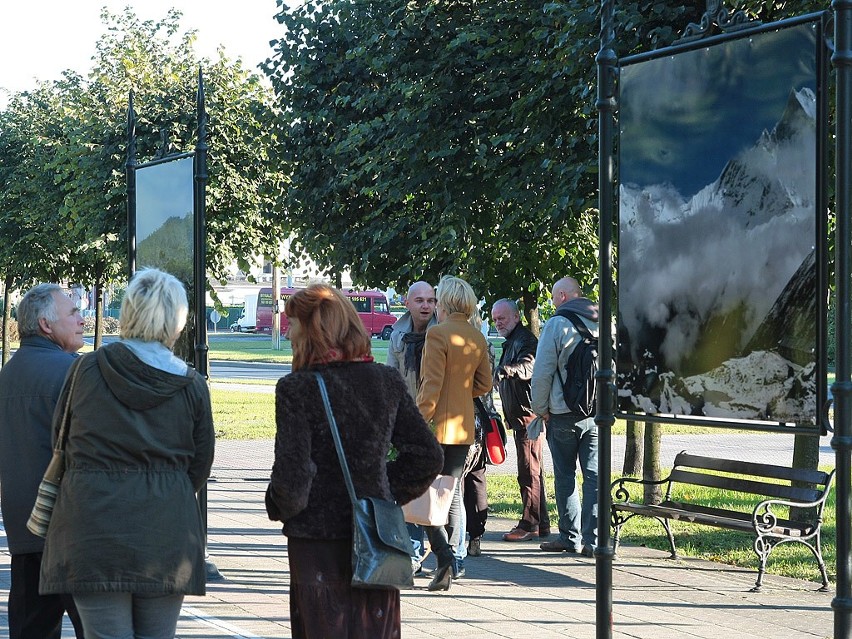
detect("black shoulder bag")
[314,372,414,590]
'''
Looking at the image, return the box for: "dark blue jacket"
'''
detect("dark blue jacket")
[0,336,77,554]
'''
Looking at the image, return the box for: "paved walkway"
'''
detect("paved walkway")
[0,433,839,638]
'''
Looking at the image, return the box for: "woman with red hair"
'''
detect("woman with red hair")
[266,284,443,638]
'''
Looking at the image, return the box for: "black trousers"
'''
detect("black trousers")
[463,444,488,540]
[9,553,84,639]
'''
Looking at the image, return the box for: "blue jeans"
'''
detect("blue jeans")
[408,522,426,565]
[545,413,598,550]
[73,592,184,639]
[453,480,467,566]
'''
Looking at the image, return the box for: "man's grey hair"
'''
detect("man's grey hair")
[493,298,520,315]
[17,283,65,338]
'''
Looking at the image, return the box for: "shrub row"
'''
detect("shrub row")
[83,316,120,335]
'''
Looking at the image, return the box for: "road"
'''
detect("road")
[205,360,837,470]
[210,360,290,380]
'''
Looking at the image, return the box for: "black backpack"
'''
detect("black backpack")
[554,310,598,417]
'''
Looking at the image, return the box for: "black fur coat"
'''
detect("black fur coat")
[265,361,443,539]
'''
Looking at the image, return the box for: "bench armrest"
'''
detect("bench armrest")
[611,475,671,503]
[752,491,830,534]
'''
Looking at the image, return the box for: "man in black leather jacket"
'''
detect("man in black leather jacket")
[492,299,551,541]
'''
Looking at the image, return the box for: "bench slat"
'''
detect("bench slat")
[673,452,830,486]
[669,469,824,503]
[613,501,814,536]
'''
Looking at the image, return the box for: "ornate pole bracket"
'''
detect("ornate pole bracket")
[155,129,175,159]
[676,0,761,44]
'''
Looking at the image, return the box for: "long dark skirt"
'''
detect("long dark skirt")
[287,536,401,639]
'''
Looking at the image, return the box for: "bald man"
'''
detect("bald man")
[386,280,438,574]
[386,281,437,398]
[530,277,599,557]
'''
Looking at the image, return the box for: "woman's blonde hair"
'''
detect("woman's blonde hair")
[437,276,478,317]
[120,268,188,346]
[285,284,371,370]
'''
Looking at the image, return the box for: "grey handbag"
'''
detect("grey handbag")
[314,372,414,590]
[26,356,84,538]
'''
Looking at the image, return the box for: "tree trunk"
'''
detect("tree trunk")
[790,431,821,521]
[521,289,540,337]
[623,420,643,476]
[1,274,12,365]
[93,279,104,350]
[643,421,662,504]
[174,276,196,365]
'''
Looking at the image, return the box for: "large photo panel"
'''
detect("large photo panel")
[135,154,194,283]
[617,20,822,427]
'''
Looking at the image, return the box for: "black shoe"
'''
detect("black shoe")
[415,565,435,578]
[427,564,453,591]
[468,537,481,556]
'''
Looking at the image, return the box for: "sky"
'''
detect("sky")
[618,20,817,195]
[0,0,289,105]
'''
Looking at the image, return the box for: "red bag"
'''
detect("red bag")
[485,420,506,465]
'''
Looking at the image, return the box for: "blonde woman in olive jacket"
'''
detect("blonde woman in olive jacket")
[417,276,491,591]
[40,269,214,639]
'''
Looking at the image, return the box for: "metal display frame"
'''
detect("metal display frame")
[125,70,219,580]
[595,1,850,636]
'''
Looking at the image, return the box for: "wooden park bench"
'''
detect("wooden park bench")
[610,451,835,592]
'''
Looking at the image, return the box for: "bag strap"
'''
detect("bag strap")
[313,372,359,507]
[555,309,595,341]
[473,396,489,427]
[54,355,85,454]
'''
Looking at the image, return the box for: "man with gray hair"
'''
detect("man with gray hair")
[492,298,550,541]
[0,283,85,638]
[531,276,599,557]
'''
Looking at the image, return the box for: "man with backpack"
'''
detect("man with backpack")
[530,276,599,557]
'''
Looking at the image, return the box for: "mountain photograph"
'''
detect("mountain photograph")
[616,22,820,425]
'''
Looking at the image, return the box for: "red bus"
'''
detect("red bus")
[255,288,395,339]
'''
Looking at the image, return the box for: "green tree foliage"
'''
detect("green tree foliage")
[0,8,284,356]
[59,7,285,285]
[264,0,605,321]
[263,0,826,321]
[0,7,283,353]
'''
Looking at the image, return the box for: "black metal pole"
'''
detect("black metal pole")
[126,91,137,279]
[194,70,209,381]
[194,68,221,581]
[595,0,617,636]
[832,2,852,636]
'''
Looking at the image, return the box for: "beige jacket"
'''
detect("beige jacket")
[417,313,492,445]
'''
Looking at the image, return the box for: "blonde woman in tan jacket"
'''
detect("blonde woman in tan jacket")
[417,276,492,591]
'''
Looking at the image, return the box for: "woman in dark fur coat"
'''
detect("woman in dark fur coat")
[265,284,443,639]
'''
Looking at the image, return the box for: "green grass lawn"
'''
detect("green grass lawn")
[206,384,837,585]
[206,334,394,364]
[205,334,508,364]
